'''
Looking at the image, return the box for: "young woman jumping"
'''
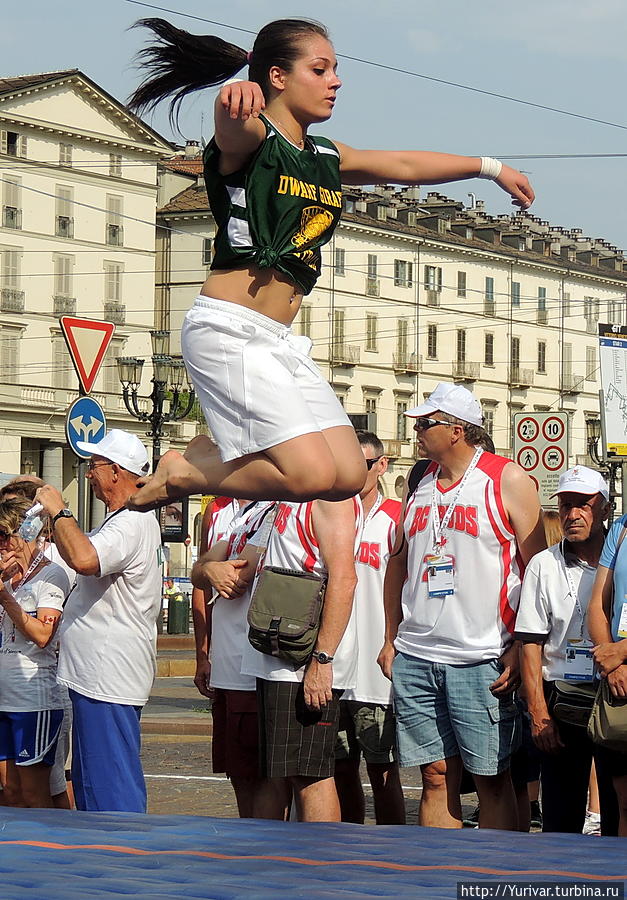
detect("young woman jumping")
[127,17,534,509]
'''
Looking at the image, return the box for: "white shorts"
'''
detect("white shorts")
[181,296,351,463]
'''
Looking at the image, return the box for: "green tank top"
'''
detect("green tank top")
[203,115,343,295]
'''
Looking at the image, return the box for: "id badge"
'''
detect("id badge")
[426,554,455,598]
[618,599,627,639]
[563,639,594,681]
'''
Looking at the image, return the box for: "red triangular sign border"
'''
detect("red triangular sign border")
[59,316,116,394]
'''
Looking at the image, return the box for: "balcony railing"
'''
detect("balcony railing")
[106,223,124,246]
[53,295,76,316]
[392,351,419,374]
[330,343,360,367]
[55,215,74,239]
[365,276,380,297]
[381,439,402,459]
[452,360,479,382]
[104,301,126,325]
[562,373,584,394]
[484,298,496,316]
[509,366,534,388]
[2,206,21,229]
[0,288,24,313]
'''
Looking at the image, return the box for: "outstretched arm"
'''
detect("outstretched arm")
[335,143,534,209]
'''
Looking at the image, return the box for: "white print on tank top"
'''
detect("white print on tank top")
[397,452,523,665]
[344,494,401,705]
[241,497,364,688]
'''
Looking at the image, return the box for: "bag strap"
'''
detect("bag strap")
[407,458,431,496]
[617,523,627,553]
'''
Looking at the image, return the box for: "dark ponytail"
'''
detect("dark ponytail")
[128,17,330,126]
[127,18,247,125]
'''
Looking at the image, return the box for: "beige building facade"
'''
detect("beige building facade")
[157,160,627,501]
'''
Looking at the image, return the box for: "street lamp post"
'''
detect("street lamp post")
[585,415,624,522]
[117,330,196,472]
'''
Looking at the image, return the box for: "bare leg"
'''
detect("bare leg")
[474,770,518,831]
[366,761,406,825]
[334,757,365,824]
[290,775,341,823]
[253,777,291,820]
[15,762,54,809]
[2,762,25,807]
[127,426,366,511]
[613,774,627,837]
[419,757,463,828]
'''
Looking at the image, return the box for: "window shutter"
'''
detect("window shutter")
[0,131,6,155]
[437,267,442,292]
[18,135,27,158]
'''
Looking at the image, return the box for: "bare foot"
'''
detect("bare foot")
[126,448,215,511]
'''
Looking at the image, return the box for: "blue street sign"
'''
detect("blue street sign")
[66,396,107,458]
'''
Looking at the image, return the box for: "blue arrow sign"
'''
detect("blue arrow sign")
[66,396,107,458]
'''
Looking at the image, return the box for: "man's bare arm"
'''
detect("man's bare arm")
[501,463,547,565]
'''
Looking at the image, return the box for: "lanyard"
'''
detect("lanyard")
[560,541,587,639]
[364,493,383,528]
[0,548,46,635]
[431,447,483,551]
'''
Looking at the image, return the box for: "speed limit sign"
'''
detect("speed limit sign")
[513,411,569,505]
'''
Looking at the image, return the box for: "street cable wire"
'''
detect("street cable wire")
[125,0,627,133]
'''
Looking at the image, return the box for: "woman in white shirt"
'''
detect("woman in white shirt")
[0,497,70,808]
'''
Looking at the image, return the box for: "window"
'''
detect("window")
[344,199,355,214]
[484,333,494,366]
[0,251,23,314]
[457,270,467,298]
[366,254,378,296]
[394,259,413,287]
[53,336,70,389]
[396,319,408,358]
[202,237,212,265]
[424,265,442,292]
[456,328,466,364]
[2,177,21,229]
[586,346,597,382]
[333,308,345,345]
[427,324,437,359]
[396,400,408,441]
[538,286,547,310]
[104,343,121,395]
[367,254,377,278]
[562,291,571,317]
[54,255,73,297]
[484,277,495,315]
[482,407,495,438]
[511,336,521,370]
[104,261,123,302]
[109,153,123,177]
[105,195,123,246]
[1,130,26,158]
[584,296,599,327]
[59,143,72,166]
[55,186,73,238]
[511,281,521,307]
[608,299,621,324]
[335,393,345,407]
[334,247,345,276]
[365,396,377,431]
[537,340,546,373]
[366,313,377,351]
[299,303,311,338]
[563,342,572,378]
[0,328,19,383]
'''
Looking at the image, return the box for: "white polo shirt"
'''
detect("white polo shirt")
[57,507,162,706]
[514,541,596,683]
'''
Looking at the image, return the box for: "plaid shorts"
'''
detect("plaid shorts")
[257,679,342,779]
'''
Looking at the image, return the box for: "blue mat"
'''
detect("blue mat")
[0,808,623,899]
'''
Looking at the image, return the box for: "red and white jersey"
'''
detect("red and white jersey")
[205,497,240,550]
[345,494,401,705]
[210,501,273,691]
[397,452,523,664]
[241,496,363,688]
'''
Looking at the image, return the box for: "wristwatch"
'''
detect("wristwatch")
[52,509,73,527]
[311,650,334,664]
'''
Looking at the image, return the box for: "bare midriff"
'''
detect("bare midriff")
[200,266,304,326]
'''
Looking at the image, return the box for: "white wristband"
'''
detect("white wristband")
[223,78,244,87]
[478,157,503,180]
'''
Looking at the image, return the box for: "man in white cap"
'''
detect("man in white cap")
[35,429,161,813]
[379,382,545,830]
[515,465,617,834]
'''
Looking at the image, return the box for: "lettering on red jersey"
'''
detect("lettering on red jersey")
[408,504,479,539]
[274,503,292,535]
[357,541,381,570]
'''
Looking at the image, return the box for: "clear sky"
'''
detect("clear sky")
[4,0,627,249]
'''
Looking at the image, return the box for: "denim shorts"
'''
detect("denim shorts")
[392,652,521,776]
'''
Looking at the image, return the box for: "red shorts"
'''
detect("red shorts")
[211,688,260,780]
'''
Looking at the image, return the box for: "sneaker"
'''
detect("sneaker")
[462,805,480,828]
[530,799,542,829]
[582,810,601,836]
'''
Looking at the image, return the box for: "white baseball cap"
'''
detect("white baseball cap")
[550,465,610,501]
[404,382,483,427]
[76,429,150,477]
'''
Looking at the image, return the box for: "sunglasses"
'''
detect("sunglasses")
[87,461,115,472]
[365,456,382,470]
[412,417,453,431]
